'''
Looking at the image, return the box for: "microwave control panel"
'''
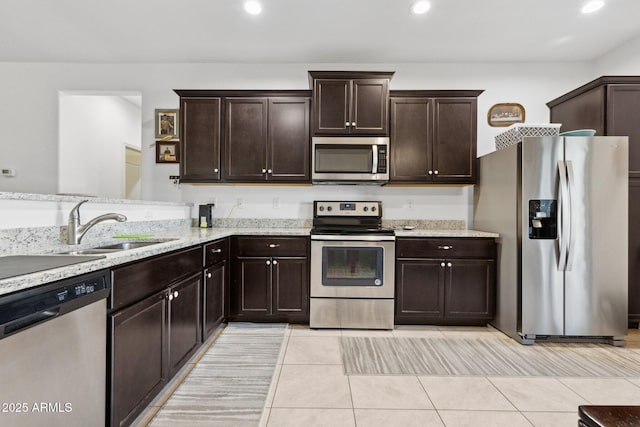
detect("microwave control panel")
[376,146,387,173]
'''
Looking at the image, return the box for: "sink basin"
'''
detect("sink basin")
[94,241,169,250]
[60,239,177,255]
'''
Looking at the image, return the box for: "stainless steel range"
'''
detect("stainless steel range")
[309,201,395,329]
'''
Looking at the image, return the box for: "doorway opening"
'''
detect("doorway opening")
[58,92,142,199]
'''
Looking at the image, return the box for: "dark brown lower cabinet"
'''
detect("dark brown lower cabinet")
[110,291,166,427]
[395,238,496,325]
[202,238,229,341]
[229,236,309,323]
[203,261,225,339]
[168,274,202,378]
[108,247,202,427]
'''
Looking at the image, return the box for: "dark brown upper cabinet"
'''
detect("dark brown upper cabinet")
[178,96,222,182]
[224,96,310,182]
[547,76,640,177]
[175,90,310,183]
[309,71,394,136]
[389,90,482,184]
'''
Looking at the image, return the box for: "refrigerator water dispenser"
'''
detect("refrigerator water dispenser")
[528,199,557,239]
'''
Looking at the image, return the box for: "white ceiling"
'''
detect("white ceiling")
[2,0,639,64]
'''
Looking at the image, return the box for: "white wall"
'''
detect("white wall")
[59,94,141,198]
[594,35,640,75]
[0,61,595,225]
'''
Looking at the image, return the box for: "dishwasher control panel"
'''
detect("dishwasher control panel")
[0,270,110,338]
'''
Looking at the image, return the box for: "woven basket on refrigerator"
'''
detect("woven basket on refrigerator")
[494,123,562,150]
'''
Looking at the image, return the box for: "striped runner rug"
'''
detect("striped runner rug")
[149,323,287,427]
[342,337,640,377]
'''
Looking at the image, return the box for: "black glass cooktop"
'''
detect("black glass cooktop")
[0,255,105,281]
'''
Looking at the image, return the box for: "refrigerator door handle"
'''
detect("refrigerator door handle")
[557,160,569,271]
[565,160,576,271]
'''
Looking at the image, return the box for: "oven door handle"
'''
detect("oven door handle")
[311,234,396,242]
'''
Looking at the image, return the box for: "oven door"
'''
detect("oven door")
[310,237,395,299]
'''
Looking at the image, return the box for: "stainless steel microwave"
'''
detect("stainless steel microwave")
[311,137,389,184]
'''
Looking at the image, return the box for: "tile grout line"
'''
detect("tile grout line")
[259,324,292,427]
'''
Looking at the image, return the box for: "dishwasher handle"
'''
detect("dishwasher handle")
[4,308,60,336]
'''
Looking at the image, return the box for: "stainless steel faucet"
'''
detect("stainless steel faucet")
[67,200,127,245]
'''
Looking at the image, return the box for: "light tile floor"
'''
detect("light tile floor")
[257,326,640,427]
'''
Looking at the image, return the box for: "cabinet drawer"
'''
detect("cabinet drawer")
[111,246,201,311]
[204,238,229,267]
[396,238,495,259]
[233,236,309,257]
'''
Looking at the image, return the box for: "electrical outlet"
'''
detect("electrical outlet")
[273,197,280,209]
[407,199,414,209]
[236,198,243,209]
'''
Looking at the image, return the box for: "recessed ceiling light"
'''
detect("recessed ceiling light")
[411,1,431,15]
[244,0,262,15]
[581,0,604,14]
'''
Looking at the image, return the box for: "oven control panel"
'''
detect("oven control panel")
[314,201,382,217]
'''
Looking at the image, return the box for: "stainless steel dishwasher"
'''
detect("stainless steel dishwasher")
[0,269,110,427]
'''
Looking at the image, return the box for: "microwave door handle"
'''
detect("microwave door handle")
[372,145,378,174]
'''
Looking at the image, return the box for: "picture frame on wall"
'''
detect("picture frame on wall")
[155,109,179,139]
[156,140,180,163]
[487,103,526,127]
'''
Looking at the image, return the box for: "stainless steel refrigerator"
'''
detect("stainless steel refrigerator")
[474,136,628,345]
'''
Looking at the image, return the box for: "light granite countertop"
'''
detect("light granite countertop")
[393,229,499,238]
[0,227,498,297]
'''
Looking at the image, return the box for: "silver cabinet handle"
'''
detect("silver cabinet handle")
[207,272,212,278]
[351,122,356,127]
[345,122,350,127]
[214,168,219,173]
[273,260,278,265]
[447,262,452,267]
[262,168,267,173]
[437,245,453,250]
[168,293,174,301]
[211,248,222,253]
[440,262,446,267]
[266,260,271,265]
[174,290,179,298]
[428,170,433,175]
[434,170,439,175]
[267,169,272,174]
[268,243,280,248]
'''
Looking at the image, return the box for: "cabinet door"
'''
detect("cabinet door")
[180,97,221,181]
[168,273,202,377]
[203,262,225,340]
[352,79,389,135]
[607,84,640,176]
[110,291,166,427]
[432,98,476,183]
[395,259,445,322]
[232,257,272,318]
[549,86,606,135]
[629,178,640,323]
[268,98,310,181]
[272,257,309,319]
[224,98,268,181]
[390,97,433,182]
[444,259,495,319]
[313,79,350,135]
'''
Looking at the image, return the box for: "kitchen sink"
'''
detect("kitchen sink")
[60,239,177,255]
